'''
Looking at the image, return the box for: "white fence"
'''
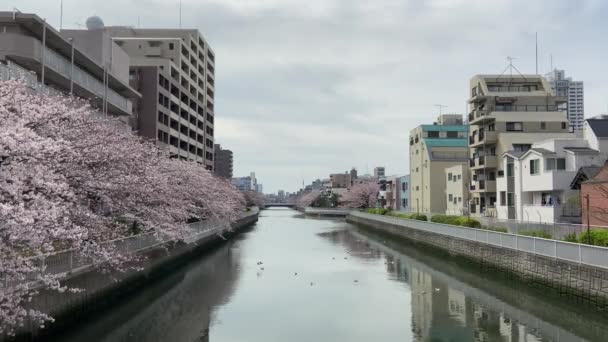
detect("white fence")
[351,211,608,270]
[3,209,259,289]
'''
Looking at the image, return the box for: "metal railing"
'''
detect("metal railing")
[351,211,608,269]
[2,209,259,289]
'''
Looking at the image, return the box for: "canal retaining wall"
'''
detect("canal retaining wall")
[9,211,259,341]
[347,211,608,307]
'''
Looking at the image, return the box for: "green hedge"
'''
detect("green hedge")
[578,229,608,247]
[430,215,481,228]
[519,230,552,239]
[366,208,389,215]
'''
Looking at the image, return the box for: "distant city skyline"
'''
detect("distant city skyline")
[11,0,608,193]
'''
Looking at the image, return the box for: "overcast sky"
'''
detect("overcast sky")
[12,0,608,193]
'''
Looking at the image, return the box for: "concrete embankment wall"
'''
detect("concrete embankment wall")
[347,212,608,308]
[10,213,259,341]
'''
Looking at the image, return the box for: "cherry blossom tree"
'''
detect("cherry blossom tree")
[339,181,380,209]
[242,191,265,208]
[295,191,322,209]
[0,80,245,334]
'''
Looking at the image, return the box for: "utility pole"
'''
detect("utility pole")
[586,194,591,244]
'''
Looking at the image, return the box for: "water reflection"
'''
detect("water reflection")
[320,228,608,342]
[47,209,608,342]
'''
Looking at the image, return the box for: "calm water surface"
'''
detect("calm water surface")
[51,208,608,342]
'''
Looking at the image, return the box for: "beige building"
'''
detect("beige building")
[409,115,469,214]
[468,74,572,216]
[330,173,351,188]
[445,164,469,215]
[63,26,217,169]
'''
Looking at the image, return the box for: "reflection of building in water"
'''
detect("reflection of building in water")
[410,268,433,340]
[448,288,466,326]
[63,243,243,342]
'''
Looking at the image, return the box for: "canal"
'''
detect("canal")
[47,208,608,342]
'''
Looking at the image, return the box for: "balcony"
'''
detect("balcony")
[470,180,496,193]
[468,109,493,125]
[470,155,497,170]
[470,131,497,147]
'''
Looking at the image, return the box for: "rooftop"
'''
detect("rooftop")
[421,125,468,132]
[587,119,608,138]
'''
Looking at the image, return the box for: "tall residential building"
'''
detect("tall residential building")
[468,74,573,216]
[409,115,469,214]
[213,144,233,179]
[0,12,139,121]
[63,26,217,168]
[350,167,358,186]
[374,167,386,178]
[545,69,584,132]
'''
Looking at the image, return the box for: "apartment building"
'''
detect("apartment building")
[468,74,573,216]
[445,165,469,215]
[213,144,233,179]
[330,173,351,188]
[409,115,469,214]
[398,175,410,212]
[546,69,584,132]
[374,167,386,178]
[232,172,258,192]
[0,12,139,120]
[63,26,216,168]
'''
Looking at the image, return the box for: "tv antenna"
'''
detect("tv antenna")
[434,104,447,115]
[498,56,526,83]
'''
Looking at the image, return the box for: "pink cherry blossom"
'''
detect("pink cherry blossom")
[339,182,379,209]
[0,80,245,334]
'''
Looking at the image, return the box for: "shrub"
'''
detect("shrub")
[430,215,481,228]
[519,230,552,239]
[366,208,388,215]
[578,229,608,247]
[562,232,578,243]
[409,214,428,221]
[454,217,482,228]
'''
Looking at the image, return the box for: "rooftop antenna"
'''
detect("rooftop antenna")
[498,56,526,83]
[535,32,538,74]
[434,104,447,116]
[60,0,63,30]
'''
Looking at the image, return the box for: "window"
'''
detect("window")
[530,159,540,175]
[513,144,532,152]
[561,122,567,129]
[169,43,175,50]
[449,194,453,202]
[446,131,458,138]
[488,172,495,181]
[405,199,408,207]
[506,122,523,131]
[546,158,566,171]
[448,173,453,181]
[540,121,546,129]
[458,197,462,202]
[507,193,514,206]
[416,167,419,172]
[458,174,462,180]
[500,191,506,206]
[506,163,514,177]
[416,186,419,191]
[427,131,439,138]
[402,199,406,207]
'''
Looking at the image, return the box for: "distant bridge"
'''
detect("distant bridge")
[265,203,296,208]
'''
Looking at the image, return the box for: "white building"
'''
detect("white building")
[496,129,607,223]
[445,165,469,215]
[546,69,584,132]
